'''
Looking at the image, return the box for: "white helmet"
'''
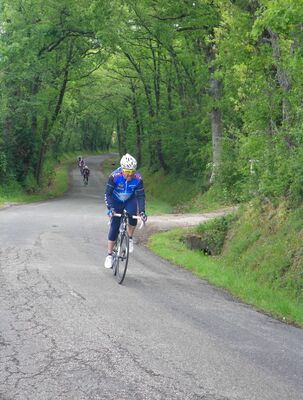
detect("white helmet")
[120,153,137,169]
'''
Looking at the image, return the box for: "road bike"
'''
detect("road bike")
[111,210,144,284]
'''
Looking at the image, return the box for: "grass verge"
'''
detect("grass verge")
[148,209,303,327]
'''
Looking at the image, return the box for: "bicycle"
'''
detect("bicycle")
[111,210,144,284]
[83,174,89,185]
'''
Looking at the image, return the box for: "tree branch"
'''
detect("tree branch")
[176,26,208,32]
[148,13,189,21]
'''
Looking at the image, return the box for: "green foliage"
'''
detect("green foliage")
[141,168,199,208]
[23,172,39,194]
[1,0,303,208]
[0,151,94,206]
[0,178,23,199]
[0,151,8,181]
[222,202,303,302]
[0,0,114,188]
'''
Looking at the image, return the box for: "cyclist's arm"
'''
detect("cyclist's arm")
[135,180,145,213]
[105,175,115,209]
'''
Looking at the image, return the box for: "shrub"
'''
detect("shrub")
[193,214,237,255]
[23,172,39,194]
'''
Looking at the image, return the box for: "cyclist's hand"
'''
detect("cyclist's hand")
[139,212,147,222]
[107,209,114,218]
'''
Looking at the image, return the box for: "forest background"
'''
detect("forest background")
[2,0,303,203]
[1,1,303,323]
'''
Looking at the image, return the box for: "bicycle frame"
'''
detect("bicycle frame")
[111,210,142,284]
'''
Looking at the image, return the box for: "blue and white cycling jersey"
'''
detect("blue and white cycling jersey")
[105,167,145,213]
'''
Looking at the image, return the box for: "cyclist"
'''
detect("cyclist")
[83,165,90,184]
[79,158,85,175]
[104,153,147,269]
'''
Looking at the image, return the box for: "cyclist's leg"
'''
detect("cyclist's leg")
[105,201,122,269]
[107,200,123,253]
[125,198,138,245]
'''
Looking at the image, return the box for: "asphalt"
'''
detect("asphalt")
[0,155,302,400]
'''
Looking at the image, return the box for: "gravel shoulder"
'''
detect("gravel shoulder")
[139,206,239,244]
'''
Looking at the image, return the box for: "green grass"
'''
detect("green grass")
[148,205,303,327]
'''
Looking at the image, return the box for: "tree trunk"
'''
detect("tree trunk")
[124,51,154,117]
[35,41,73,184]
[168,46,186,110]
[210,106,223,184]
[116,117,127,156]
[130,82,142,167]
[36,115,49,184]
[150,42,169,172]
[267,28,291,122]
[209,73,223,184]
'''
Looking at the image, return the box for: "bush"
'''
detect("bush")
[193,214,237,255]
[0,152,7,182]
[0,177,23,198]
[42,159,56,187]
[23,172,39,194]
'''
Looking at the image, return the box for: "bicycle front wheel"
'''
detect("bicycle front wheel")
[116,232,129,284]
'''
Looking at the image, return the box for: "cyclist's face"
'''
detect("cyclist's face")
[122,168,135,180]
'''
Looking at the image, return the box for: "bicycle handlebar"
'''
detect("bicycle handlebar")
[111,212,145,229]
[112,213,140,219]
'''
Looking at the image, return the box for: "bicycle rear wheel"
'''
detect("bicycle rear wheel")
[115,232,129,284]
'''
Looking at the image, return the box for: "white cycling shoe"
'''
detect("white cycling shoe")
[129,238,134,253]
[104,255,113,269]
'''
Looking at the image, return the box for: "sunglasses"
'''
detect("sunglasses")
[123,168,135,174]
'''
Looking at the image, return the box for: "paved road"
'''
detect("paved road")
[0,155,302,400]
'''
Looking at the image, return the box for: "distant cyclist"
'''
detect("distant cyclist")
[79,158,85,175]
[104,153,147,269]
[83,165,90,185]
